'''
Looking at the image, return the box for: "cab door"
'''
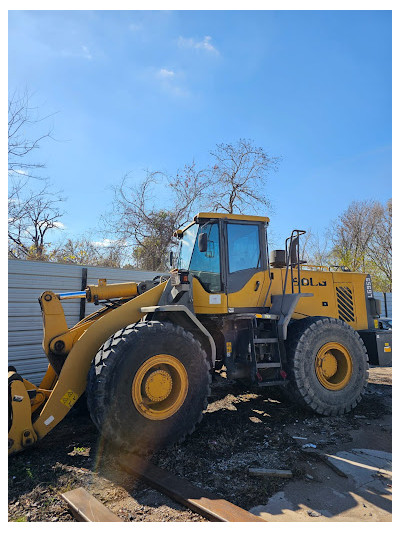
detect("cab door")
[190,221,228,314]
[225,221,266,312]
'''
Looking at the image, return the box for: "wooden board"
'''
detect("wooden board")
[119,453,265,522]
[248,468,293,478]
[60,487,123,522]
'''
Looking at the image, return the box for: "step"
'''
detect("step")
[257,380,288,387]
[255,313,280,320]
[254,338,278,344]
[257,362,281,369]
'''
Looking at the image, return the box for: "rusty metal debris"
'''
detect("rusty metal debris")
[60,487,123,522]
[118,453,265,522]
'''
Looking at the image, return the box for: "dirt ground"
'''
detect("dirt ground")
[8,366,392,522]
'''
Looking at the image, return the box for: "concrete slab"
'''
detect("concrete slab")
[250,448,392,522]
[326,449,392,496]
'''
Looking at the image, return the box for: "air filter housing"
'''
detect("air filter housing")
[270,249,286,268]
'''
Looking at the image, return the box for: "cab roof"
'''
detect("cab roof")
[194,212,270,223]
[175,212,270,237]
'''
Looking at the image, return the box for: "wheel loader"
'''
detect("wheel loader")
[8,212,392,455]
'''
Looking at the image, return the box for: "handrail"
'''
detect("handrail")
[262,224,274,308]
[283,230,306,297]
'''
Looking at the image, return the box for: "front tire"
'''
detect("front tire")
[285,317,369,415]
[87,321,211,452]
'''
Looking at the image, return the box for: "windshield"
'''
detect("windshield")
[177,222,221,293]
[177,224,198,270]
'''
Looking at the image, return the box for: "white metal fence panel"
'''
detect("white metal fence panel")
[375,292,392,318]
[8,260,162,385]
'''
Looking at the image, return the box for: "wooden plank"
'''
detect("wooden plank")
[248,468,293,478]
[119,454,265,522]
[60,487,123,522]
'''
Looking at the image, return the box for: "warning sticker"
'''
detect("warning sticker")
[60,389,79,409]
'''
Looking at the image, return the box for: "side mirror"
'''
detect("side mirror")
[169,251,173,267]
[198,232,208,252]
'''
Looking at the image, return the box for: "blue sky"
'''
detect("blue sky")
[8,10,392,248]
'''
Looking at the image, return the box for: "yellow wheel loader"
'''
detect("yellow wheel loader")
[8,212,392,455]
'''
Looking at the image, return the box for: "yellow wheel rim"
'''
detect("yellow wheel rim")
[132,354,188,420]
[315,342,353,391]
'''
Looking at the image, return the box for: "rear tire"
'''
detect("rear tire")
[285,317,369,415]
[87,321,211,452]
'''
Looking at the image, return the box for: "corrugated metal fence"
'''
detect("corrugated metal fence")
[8,259,163,385]
[374,291,392,318]
[8,259,393,385]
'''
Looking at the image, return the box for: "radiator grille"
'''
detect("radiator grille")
[336,286,355,322]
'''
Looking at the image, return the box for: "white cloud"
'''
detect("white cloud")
[29,221,65,231]
[153,68,189,98]
[60,45,93,60]
[12,169,28,175]
[8,199,20,206]
[53,221,65,229]
[158,68,175,79]
[178,35,219,55]
[81,45,92,60]
[92,238,115,248]
[129,23,142,32]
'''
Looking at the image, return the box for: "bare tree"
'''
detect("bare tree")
[301,229,332,267]
[53,236,124,268]
[8,89,65,261]
[8,89,55,179]
[8,181,65,260]
[330,200,383,272]
[329,199,392,291]
[107,163,207,270]
[51,237,101,265]
[104,140,280,269]
[206,139,280,214]
[365,198,392,291]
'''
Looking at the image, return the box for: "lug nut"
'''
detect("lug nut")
[23,430,30,437]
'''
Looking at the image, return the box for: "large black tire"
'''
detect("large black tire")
[285,317,369,416]
[87,321,211,452]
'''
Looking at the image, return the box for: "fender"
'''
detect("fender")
[141,304,217,365]
[29,281,167,447]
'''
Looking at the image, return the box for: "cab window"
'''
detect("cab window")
[227,223,260,273]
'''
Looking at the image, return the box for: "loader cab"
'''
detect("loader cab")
[176,213,269,305]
